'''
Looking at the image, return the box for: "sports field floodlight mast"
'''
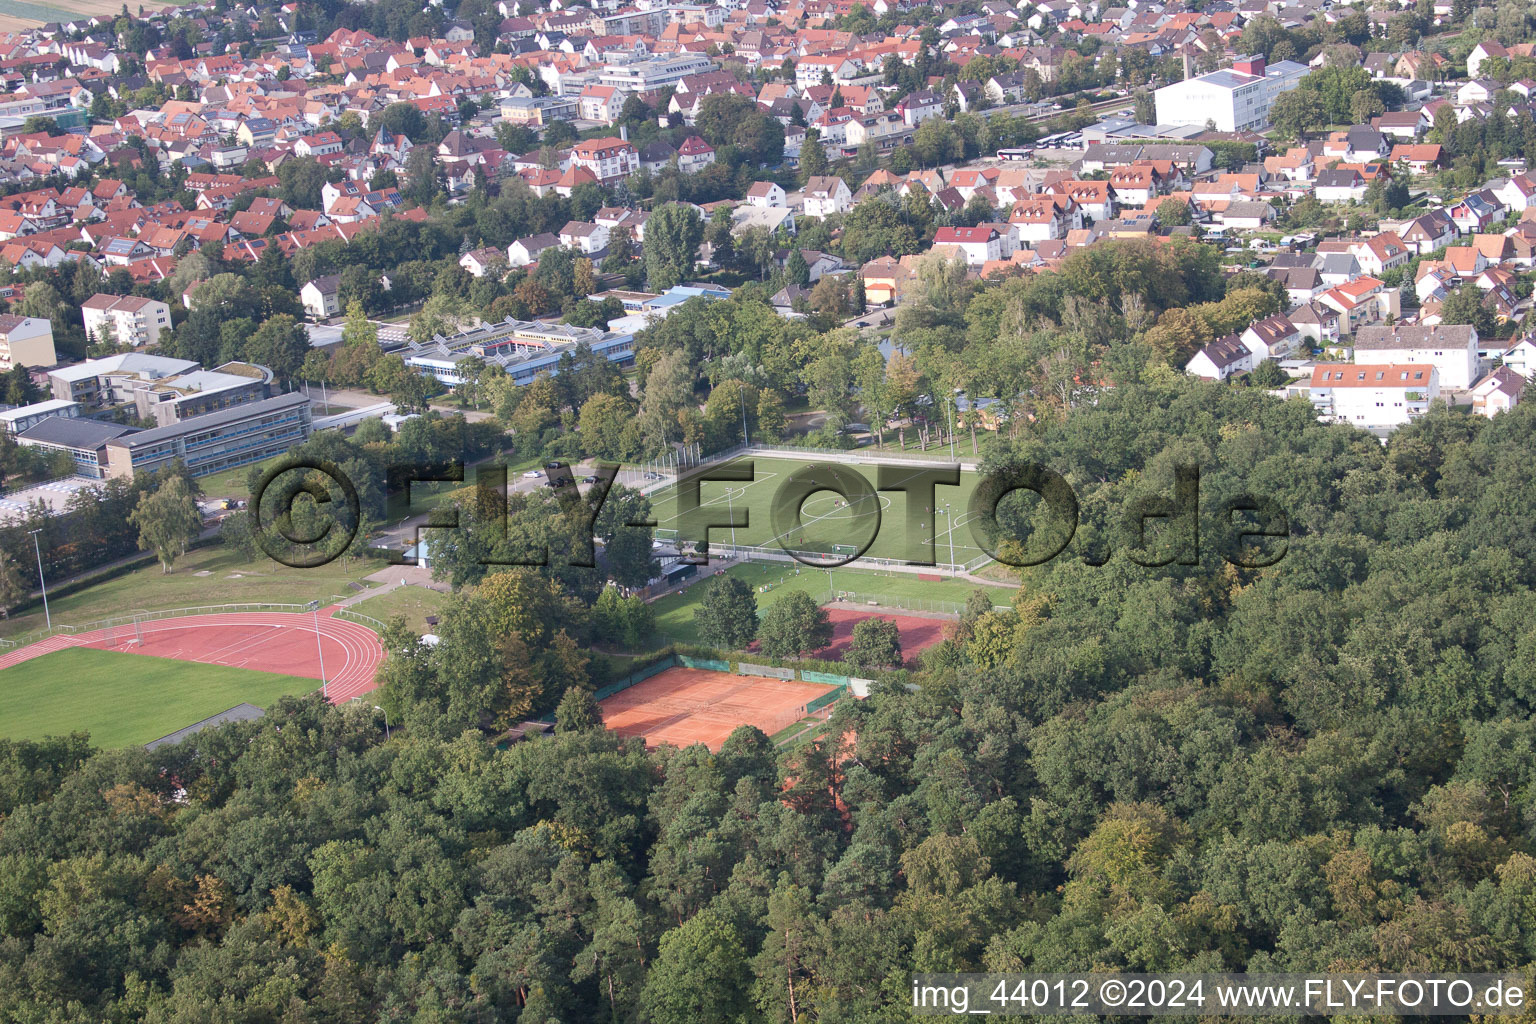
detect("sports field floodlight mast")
[28,528,49,631]
[313,607,328,699]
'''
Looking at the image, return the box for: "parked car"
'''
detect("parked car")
[522,470,542,478]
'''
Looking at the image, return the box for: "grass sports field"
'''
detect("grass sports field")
[350,586,450,634]
[652,561,1013,646]
[0,648,316,748]
[0,545,379,641]
[648,456,992,566]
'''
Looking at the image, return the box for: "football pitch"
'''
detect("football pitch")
[0,648,316,749]
[647,456,992,567]
[651,561,1015,646]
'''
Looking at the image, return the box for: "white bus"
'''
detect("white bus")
[997,147,1035,161]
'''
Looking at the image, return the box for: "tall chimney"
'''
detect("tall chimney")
[620,123,628,141]
[1182,50,1191,81]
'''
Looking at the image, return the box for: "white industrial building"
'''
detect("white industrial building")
[1154,56,1309,133]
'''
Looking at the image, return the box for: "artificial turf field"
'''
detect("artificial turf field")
[647,456,993,566]
[0,647,317,749]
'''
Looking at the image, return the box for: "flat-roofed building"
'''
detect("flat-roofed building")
[0,398,80,434]
[597,54,714,93]
[103,392,312,480]
[1154,55,1308,132]
[48,354,272,426]
[16,416,137,478]
[402,317,637,386]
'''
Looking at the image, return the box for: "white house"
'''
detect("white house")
[508,232,560,267]
[1457,78,1498,105]
[931,226,1001,266]
[1310,362,1439,430]
[578,84,624,124]
[1501,335,1536,379]
[731,205,797,236]
[568,137,639,185]
[1186,334,1254,380]
[459,247,507,278]
[899,89,944,127]
[1315,167,1369,203]
[802,175,852,219]
[294,131,343,158]
[1349,232,1411,277]
[1241,314,1302,360]
[1009,199,1070,242]
[745,181,787,208]
[300,275,341,319]
[1471,365,1523,417]
[1352,324,1479,390]
[559,220,610,254]
[1468,40,1508,79]
[675,136,716,174]
[1494,173,1536,214]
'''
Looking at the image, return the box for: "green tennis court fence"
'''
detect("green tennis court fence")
[678,655,731,672]
[805,685,847,714]
[738,662,795,680]
[593,654,679,701]
[801,670,850,686]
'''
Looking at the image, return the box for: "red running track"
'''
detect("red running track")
[0,607,385,703]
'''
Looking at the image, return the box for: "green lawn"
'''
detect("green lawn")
[349,585,450,634]
[196,457,281,501]
[648,456,993,567]
[650,561,1013,646]
[0,648,316,749]
[382,455,544,520]
[0,545,381,641]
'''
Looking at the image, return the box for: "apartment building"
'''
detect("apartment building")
[1352,324,1479,390]
[569,137,640,186]
[0,314,57,370]
[1309,363,1439,430]
[81,293,173,349]
[103,391,312,480]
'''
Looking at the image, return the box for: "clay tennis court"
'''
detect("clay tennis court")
[0,608,384,704]
[817,607,949,665]
[600,666,836,751]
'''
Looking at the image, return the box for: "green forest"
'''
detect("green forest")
[5,377,1536,1021]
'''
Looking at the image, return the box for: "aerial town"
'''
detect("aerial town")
[1,0,1536,1016]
